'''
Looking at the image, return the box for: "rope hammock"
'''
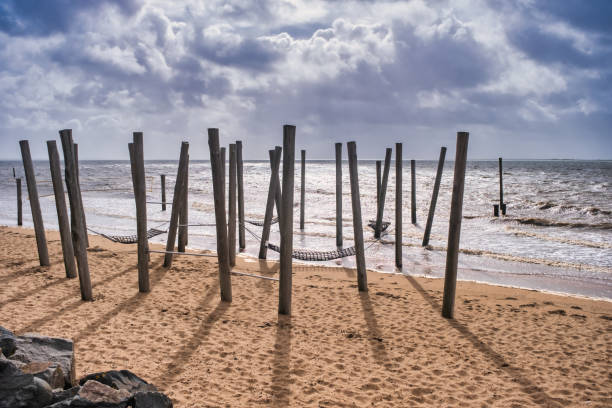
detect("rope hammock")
[87,227,167,244]
[246,217,279,227]
[266,242,357,261]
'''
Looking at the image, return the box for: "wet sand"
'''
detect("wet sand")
[1,226,610,407]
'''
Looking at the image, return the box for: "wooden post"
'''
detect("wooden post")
[59,129,93,301]
[12,167,16,178]
[501,203,506,216]
[279,125,295,315]
[499,157,503,208]
[16,178,22,226]
[73,143,88,247]
[178,155,189,252]
[376,160,381,208]
[375,148,392,238]
[422,147,447,247]
[208,129,232,302]
[221,147,226,200]
[347,141,367,291]
[335,143,342,247]
[130,133,150,292]
[300,149,305,230]
[19,140,50,266]
[442,132,469,319]
[258,147,282,259]
[411,159,417,225]
[163,142,189,267]
[228,144,237,267]
[160,174,166,211]
[395,143,402,268]
[47,141,77,279]
[493,204,499,217]
[236,140,245,251]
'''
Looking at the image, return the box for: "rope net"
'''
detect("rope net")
[246,217,278,227]
[88,228,166,244]
[266,242,356,261]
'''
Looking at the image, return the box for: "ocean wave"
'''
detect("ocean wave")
[506,217,612,231]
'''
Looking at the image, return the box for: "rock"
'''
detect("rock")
[72,380,130,407]
[133,391,173,407]
[78,370,157,394]
[0,360,53,408]
[21,361,65,389]
[49,386,80,405]
[0,326,17,357]
[10,333,75,386]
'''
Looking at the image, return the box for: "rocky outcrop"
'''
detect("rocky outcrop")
[0,326,17,357]
[10,333,75,386]
[0,359,53,408]
[78,370,157,394]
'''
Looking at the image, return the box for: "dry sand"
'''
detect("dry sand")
[1,226,610,407]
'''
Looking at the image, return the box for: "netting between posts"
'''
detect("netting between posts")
[266,242,356,261]
[87,228,166,244]
[246,217,278,227]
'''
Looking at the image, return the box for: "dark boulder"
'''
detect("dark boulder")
[49,386,80,405]
[10,333,75,386]
[78,370,157,394]
[21,361,65,389]
[46,380,130,408]
[133,391,173,407]
[0,326,17,357]
[0,359,53,408]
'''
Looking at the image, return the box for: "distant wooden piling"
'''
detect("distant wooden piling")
[300,149,306,230]
[279,125,295,315]
[395,143,402,268]
[493,204,499,217]
[347,141,367,291]
[16,178,22,226]
[237,141,245,250]
[208,129,232,302]
[160,174,166,211]
[163,142,189,268]
[228,144,237,267]
[19,140,49,267]
[422,147,447,247]
[73,143,88,247]
[12,167,15,178]
[442,132,469,319]
[376,160,381,208]
[59,129,92,301]
[129,133,150,292]
[375,148,392,238]
[499,157,503,208]
[47,141,77,279]
[258,147,282,259]
[335,143,342,247]
[501,203,506,216]
[178,155,189,252]
[411,159,417,224]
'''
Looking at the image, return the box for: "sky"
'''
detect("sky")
[0,0,610,160]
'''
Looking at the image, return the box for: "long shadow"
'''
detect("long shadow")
[0,276,73,309]
[0,261,61,285]
[270,315,292,407]
[404,275,564,408]
[359,292,389,367]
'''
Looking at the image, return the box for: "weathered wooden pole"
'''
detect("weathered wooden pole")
[499,157,503,208]
[411,159,417,225]
[442,132,469,319]
[163,142,189,267]
[258,147,282,259]
[236,140,245,251]
[335,143,342,247]
[279,125,295,315]
[208,129,232,302]
[395,143,402,268]
[73,143,88,247]
[129,132,150,292]
[228,144,237,267]
[12,167,16,178]
[300,149,305,230]
[19,140,50,266]
[347,141,367,291]
[47,141,77,279]
[178,155,189,252]
[376,160,381,208]
[493,204,499,217]
[422,147,447,247]
[375,148,392,238]
[59,129,93,301]
[16,178,22,226]
[221,146,226,200]
[160,174,166,211]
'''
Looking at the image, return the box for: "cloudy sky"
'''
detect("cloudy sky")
[0,0,610,160]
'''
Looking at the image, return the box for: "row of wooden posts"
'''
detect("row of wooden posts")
[16,128,470,319]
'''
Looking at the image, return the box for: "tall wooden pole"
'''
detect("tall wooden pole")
[16,178,22,226]
[278,125,295,315]
[375,148,392,238]
[411,159,417,225]
[228,144,237,267]
[73,143,88,247]
[300,149,305,230]
[347,141,367,291]
[178,155,189,252]
[208,129,232,302]
[236,140,245,251]
[422,147,447,247]
[442,132,469,319]
[258,147,282,259]
[59,129,92,301]
[19,140,49,266]
[163,142,189,267]
[130,133,150,292]
[47,141,77,279]
[160,174,166,211]
[395,143,402,268]
[221,147,226,201]
[499,157,504,214]
[376,160,381,208]
[335,143,342,247]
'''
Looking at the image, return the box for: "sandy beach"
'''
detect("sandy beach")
[1,226,610,407]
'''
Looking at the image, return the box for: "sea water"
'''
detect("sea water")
[1,159,610,300]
